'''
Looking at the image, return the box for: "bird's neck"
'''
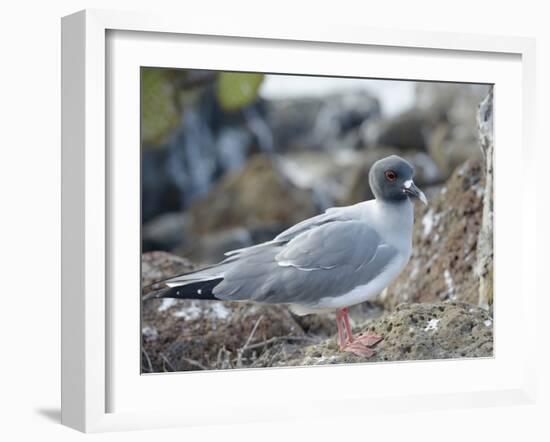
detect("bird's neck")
[371,198,414,250]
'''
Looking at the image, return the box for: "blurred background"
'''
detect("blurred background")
[141,68,490,266]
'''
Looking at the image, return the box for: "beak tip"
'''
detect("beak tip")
[404,181,428,205]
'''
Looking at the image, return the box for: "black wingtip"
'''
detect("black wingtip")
[143,278,224,302]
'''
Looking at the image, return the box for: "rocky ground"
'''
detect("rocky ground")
[284,302,493,366]
[142,252,336,372]
[142,251,493,371]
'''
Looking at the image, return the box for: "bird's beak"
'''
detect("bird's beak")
[403,180,428,205]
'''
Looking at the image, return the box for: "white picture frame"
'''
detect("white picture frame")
[61,9,538,433]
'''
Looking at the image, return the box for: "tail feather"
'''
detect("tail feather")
[163,258,236,287]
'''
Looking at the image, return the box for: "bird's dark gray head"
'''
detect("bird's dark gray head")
[368,155,427,205]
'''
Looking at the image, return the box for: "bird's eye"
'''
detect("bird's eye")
[385,170,397,181]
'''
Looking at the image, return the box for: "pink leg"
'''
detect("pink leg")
[335,308,382,357]
[341,307,354,343]
[335,308,349,350]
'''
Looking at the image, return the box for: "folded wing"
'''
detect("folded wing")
[213,220,399,307]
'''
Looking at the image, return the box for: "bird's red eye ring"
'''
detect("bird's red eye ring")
[385,170,397,181]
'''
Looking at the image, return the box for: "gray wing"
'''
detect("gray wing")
[165,207,354,286]
[275,220,373,271]
[223,207,353,258]
[213,220,399,306]
[273,207,352,242]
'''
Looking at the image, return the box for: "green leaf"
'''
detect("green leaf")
[216,72,264,111]
[141,68,181,147]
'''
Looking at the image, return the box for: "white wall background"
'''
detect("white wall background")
[0,1,547,440]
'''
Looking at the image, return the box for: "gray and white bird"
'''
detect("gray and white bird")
[150,155,427,356]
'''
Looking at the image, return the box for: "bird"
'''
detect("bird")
[147,155,427,357]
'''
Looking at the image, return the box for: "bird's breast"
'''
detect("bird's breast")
[312,251,410,310]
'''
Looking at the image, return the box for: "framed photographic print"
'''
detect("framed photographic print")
[61,9,537,432]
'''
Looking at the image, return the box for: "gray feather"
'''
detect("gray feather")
[273,206,353,242]
[213,220,398,306]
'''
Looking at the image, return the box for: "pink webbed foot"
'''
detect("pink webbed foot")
[341,341,377,357]
[335,308,383,358]
[352,333,383,347]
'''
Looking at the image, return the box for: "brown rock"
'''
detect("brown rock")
[188,154,318,235]
[370,110,427,152]
[282,302,493,366]
[142,297,310,372]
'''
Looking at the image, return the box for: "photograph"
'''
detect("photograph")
[140,68,494,373]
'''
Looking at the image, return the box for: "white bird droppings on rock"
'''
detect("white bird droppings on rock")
[310,355,338,364]
[484,319,492,327]
[422,209,435,237]
[158,298,177,312]
[211,303,231,320]
[424,318,440,332]
[443,269,455,299]
[174,302,202,320]
[142,325,158,339]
